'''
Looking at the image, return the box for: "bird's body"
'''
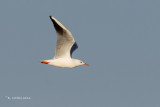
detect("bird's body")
[42,58,84,68]
[40,16,88,68]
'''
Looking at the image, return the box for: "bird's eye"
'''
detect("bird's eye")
[80,61,82,63]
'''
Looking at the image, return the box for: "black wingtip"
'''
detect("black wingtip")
[49,16,52,20]
[49,15,63,35]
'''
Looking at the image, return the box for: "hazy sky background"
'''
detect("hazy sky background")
[0,0,160,107]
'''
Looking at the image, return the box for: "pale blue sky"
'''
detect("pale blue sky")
[0,0,160,107]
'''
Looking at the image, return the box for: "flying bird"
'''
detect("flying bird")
[40,16,88,68]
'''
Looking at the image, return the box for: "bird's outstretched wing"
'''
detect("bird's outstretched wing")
[49,16,78,59]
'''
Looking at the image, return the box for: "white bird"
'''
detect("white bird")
[40,16,88,68]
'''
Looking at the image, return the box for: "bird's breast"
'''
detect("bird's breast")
[49,58,74,68]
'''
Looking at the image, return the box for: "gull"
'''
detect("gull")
[40,16,88,68]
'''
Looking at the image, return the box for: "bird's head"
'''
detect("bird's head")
[73,59,89,67]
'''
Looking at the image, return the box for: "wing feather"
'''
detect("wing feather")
[49,16,77,59]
